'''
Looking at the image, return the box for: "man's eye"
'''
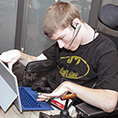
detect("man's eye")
[60,37,64,40]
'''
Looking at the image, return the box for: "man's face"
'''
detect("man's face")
[51,27,81,51]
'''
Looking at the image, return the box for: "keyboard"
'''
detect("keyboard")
[19,87,41,108]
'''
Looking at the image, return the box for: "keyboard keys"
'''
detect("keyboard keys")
[19,88,41,108]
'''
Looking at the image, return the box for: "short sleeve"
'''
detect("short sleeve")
[94,40,118,91]
[43,42,59,60]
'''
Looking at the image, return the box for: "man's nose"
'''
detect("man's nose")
[57,40,65,48]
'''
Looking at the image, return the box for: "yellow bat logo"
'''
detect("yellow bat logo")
[58,56,90,79]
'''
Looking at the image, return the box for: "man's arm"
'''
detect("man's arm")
[19,52,47,66]
[66,81,118,113]
[38,81,118,113]
[0,49,47,70]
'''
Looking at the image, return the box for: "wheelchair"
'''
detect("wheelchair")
[76,3,118,118]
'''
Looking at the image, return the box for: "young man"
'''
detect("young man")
[0,2,118,113]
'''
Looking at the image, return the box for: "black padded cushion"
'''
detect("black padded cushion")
[98,4,118,30]
[76,102,118,117]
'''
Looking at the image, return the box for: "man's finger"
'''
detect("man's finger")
[8,63,13,71]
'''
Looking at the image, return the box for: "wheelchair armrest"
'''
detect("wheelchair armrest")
[76,102,118,118]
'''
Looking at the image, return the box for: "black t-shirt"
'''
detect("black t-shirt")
[43,33,118,92]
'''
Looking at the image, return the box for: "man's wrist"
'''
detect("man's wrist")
[63,81,72,93]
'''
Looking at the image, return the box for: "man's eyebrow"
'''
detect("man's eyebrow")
[56,35,64,40]
[52,34,64,41]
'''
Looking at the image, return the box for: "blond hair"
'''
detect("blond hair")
[43,1,84,37]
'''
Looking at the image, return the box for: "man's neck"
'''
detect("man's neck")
[81,23,99,45]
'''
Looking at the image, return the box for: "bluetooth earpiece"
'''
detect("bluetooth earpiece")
[69,23,81,46]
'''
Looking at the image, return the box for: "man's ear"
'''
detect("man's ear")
[72,18,80,27]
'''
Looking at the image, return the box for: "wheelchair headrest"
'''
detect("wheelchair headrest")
[98,4,118,30]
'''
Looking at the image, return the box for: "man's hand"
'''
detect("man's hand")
[0,49,21,71]
[37,81,69,101]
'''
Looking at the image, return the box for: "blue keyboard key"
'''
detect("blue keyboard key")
[19,87,41,108]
